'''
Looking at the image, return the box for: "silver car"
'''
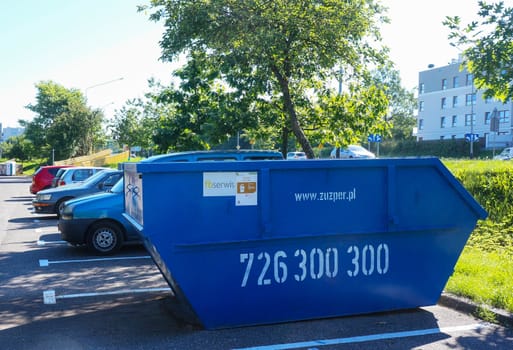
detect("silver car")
[330,145,376,159]
[55,166,109,187]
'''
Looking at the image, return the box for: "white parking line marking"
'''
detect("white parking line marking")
[43,287,172,304]
[35,228,57,234]
[232,323,490,350]
[39,255,152,267]
[37,239,68,246]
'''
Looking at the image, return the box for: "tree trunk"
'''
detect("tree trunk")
[272,66,315,159]
[281,126,289,158]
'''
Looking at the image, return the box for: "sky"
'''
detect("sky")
[0,0,492,129]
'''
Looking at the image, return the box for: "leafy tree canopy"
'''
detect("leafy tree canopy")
[1,135,35,162]
[368,62,416,140]
[445,1,513,101]
[141,0,391,158]
[21,81,105,161]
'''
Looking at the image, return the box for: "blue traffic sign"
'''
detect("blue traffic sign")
[368,134,382,143]
[465,133,479,142]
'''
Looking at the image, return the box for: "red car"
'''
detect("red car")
[30,165,73,194]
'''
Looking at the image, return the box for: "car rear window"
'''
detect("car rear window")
[72,169,94,181]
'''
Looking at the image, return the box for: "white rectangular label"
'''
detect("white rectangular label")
[203,172,237,196]
[236,172,258,206]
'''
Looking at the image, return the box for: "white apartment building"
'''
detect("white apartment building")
[416,57,513,148]
[0,124,24,142]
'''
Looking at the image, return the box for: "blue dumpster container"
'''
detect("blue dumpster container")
[123,157,487,329]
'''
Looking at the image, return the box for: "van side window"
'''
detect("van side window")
[197,157,237,161]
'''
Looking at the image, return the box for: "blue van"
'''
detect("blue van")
[58,150,283,255]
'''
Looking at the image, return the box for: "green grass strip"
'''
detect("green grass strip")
[446,246,513,313]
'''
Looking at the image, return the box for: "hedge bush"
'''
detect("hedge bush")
[444,160,513,255]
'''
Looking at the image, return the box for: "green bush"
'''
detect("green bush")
[444,160,513,314]
[445,160,513,255]
[445,160,513,222]
[379,139,494,159]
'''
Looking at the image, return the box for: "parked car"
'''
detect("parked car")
[29,165,74,194]
[493,147,513,160]
[58,150,284,255]
[33,169,122,216]
[51,166,76,188]
[286,151,307,160]
[59,178,137,255]
[55,166,108,187]
[330,145,376,159]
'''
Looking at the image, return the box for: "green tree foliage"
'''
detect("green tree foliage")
[445,1,513,101]
[153,52,237,152]
[2,135,35,161]
[21,81,105,160]
[150,51,281,152]
[141,0,391,158]
[368,63,417,140]
[317,84,389,147]
[111,101,160,155]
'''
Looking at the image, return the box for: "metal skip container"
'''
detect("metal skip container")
[123,158,487,329]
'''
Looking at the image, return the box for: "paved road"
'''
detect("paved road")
[1,175,512,349]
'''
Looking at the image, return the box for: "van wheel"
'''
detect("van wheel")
[86,221,124,255]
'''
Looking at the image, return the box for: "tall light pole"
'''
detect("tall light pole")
[84,79,123,155]
[470,75,475,159]
[85,77,124,99]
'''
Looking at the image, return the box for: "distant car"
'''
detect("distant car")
[51,166,76,188]
[56,166,108,187]
[286,151,307,160]
[493,147,513,160]
[330,145,376,159]
[33,169,122,216]
[58,150,284,255]
[29,165,74,194]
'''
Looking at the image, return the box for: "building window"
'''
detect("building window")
[442,79,447,90]
[441,97,447,109]
[440,135,445,140]
[465,93,476,106]
[452,96,458,107]
[419,119,424,130]
[419,101,424,111]
[466,73,474,86]
[419,83,425,94]
[452,135,456,140]
[452,115,457,127]
[440,116,446,128]
[453,76,459,88]
[499,110,511,123]
[465,113,476,126]
[485,112,491,125]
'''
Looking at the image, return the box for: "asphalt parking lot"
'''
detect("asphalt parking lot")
[1,175,512,349]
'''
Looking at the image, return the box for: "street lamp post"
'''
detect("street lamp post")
[85,77,124,99]
[470,77,475,159]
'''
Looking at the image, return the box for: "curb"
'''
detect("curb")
[439,292,513,328]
